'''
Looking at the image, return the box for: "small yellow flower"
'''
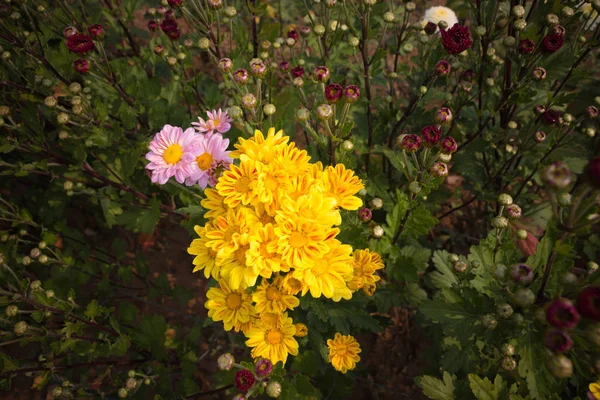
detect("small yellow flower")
[231,128,288,163]
[589,379,600,399]
[219,234,259,290]
[327,333,361,374]
[347,249,384,292]
[321,164,364,210]
[279,273,304,295]
[205,281,255,333]
[188,226,221,279]
[245,313,298,365]
[216,160,259,208]
[205,207,257,258]
[294,323,308,337]
[253,278,300,314]
[201,188,227,219]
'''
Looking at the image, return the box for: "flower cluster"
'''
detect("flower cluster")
[188,128,380,370]
[145,109,233,188]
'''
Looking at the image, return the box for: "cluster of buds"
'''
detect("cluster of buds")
[64,24,104,74]
[217,353,282,398]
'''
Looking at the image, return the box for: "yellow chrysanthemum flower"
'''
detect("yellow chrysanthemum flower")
[188,225,221,279]
[273,142,311,177]
[293,239,353,299]
[205,207,257,258]
[275,215,337,269]
[259,312,283,329]
[589,378,600,399]
[246,224,288,278]
[347,249,385,292]
[327,333,361,374]
[279,273,304,295]
[219,233,260,290]
[205,281,255,332]
[253,278,300,314]
[201,188,227,219]
[231,128,289,163]
[216,160,259,208]
[245,313,299,365]
[321,164,364,210]
[280,191,341,227]
[294,323,308,337]
[255,161,290,212]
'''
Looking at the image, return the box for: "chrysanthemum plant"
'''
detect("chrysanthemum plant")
[3,0,600,398]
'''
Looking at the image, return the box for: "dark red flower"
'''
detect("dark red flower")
[287,29,299,41]
[546,298,580,329]
[66,33,95,54]
[234,369,255,392]
[325,84,343,103]
[148,20,159,32]
[585,158,600,189]
[421,125,442,147]
[291,66,304,78]
[440,24,473,55]
[424,21,437,35]
[435,60,451,76]
[160,18,179,33]
[166,29,181,40]
[400,134,421,153]
[87,24,104,39]
[74,59,90,74]
[343,85,360,103]
[168,0,183,8]
[543,109,560,125]
[165,9,175,19]
[314,66,330,82]
[279,61,290,72]
[577,286,600,320]
[544,329,573,353]
[358,208,372,222]
[542,33,564,53]
[518,39,535,55]
[440,137,457,154]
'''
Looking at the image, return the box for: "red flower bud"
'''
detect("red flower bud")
[435,60,451,76]
[400,134,421,152]
[313,66,330,82]
[74,59,90,74]
[325,84,343,103]
[434,107,453,124]
[234,369,255,392]
[291,66,304,78]
[577,286,600,320]
[358,208,372,222]
[440,24,473,55]
[546,298,580,329]
[588,106,599,119]
[424,21,437,35]
[343,85,360,103]
[510,263,532,284]
[148,20,159,32]
[421,125,442,147]
[63,26,78,38]
[518,39,535,54]
[160,18,179,33]
[279,61,290,72]
[543,109,560,125]
[461,69,475,82]
[168,0,184,8]
[440,136,458,154]
[544,329,573,353]
[87,24,104,39]
[66,33,95,54]
[430,162,449,178]
[287,29,299,41]
[542,33,564,53]
[234,69,250,85]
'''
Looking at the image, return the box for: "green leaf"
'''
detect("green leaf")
[111,335,130,357]
[417,371,455,400]
[526,219,557,273]
[419,297,478,334]
[133,316,167,359]
[517,325,554,399]
[430,250,459,289]
[401,204,438,239]
[468,374,505,400]
[85,300,100,321]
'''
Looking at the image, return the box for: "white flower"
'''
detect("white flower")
[580,2,600,31]
[421,6,458,32]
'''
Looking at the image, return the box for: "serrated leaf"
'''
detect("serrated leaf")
[401,204,438,239]
[417,371,455,400]
[430,250,459,289]
[468,374,505,400]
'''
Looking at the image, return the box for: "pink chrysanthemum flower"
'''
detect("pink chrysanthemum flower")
[185,133,232,188]
[192,109,233,136]
[145,125,200,185]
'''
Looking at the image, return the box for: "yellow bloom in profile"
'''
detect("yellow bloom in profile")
[231,128,288,163]
[275,215,337,269]
[327,333,361,374]
[188,225,221,279]
[253,278,300,314]
[279,273,304,295]
[201,188,227,219]
[246,224,287,278]
[294,323,308,337]
[219,234,260,290]
[321,164,364,210]
[293,239,353,299]
[245,313,298,365]
[331,285,353,302]
[205,281,255,332]
[205,207,257,258]
[216,160,259,208]
[347,249,385,292]
[589,378,600,399]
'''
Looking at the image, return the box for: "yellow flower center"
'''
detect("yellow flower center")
[289,231,307,248]
[266,286,282,301]
[259,242,272,258]
[260,214,275,225]
[214,118,220,126]
[196,152,213,170]
[234,176,252,193]
[163,144,183,164]
[265,329,283,344]
[334,343,348,356]
[235,245,249,265]
[223,225,239,242]
[225,293,242,310]
[264,175,278,191]
[284,277,302,293]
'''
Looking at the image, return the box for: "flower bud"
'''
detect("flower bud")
[30,280,42,290]
[227,105,242,120]
[263,104,276,116]
[313,66,330,83]
[532,67,547,81]
[371,225,384,238]
[435,60,451,76]
[296,107,310,122]
[400,134,421,153]
[370,198,383,209]
[118,388,128,398]
[314,24,326,36]
[291,66,304,78]
[546,298,580,329]
[358,208,372,222]
[541,162,572,190]
[348,36,360,47]
[44,96,57,108]
[512,5,525,18]
[586,127,597,137]
[249,58,267,78]
[588,262,599,275]
[534,131,546,142]
[167,56,178,66]
[514,19,527,31]
[434,107,452,125]
[577,286,600,320]
[87,24,104,39]
[501,356,517,371]
[218,58,233,73]
[341,140,354,151]
[482,314,498,329]
[491,216,508,229]
[514,288,535,307]
[208,0,222,9]
[563,113,573,123]
[506,204,521,220]
[343,85,360,103]
[510,263,533,285]
[6,305,18,317]
[52,387,62,397]
[430,162,449,178]
[588,106,599,119]
[447,254,459,264]
[224,6,237,17]
[128,370,136,378]
[453,260,467,273]
[57,113,70,125]
[14,321,28,335]
[153,44,164,54]
[241,93,257,109]
[440,136,457,154]
[497,193,513,206]
[198,38,211,50]
[217,353,235,371]
[324,84,343,103]
[501,343,515,356]
[39,255,48,264]
[266,381,282,398]
[316,104,333,120]
[547,354,573,378]
[515,229,527,240]
[497,304,513,319]
[546,13,559,26]
[233,69,249,85]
